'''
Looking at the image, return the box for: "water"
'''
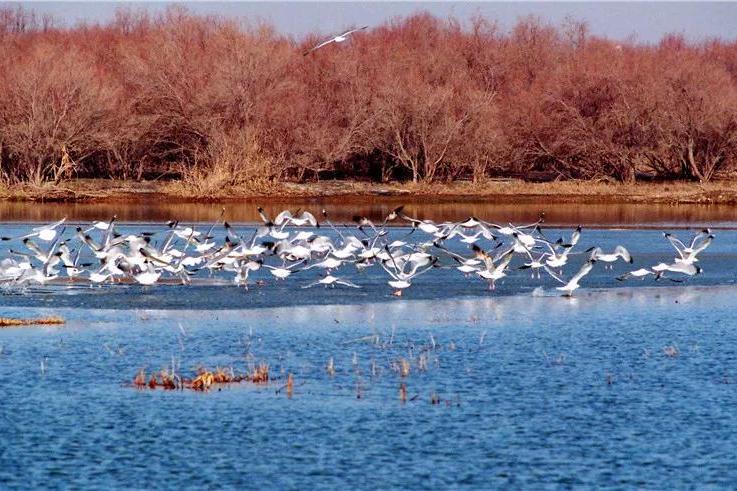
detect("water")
[1,220,736,487]
[1,200,736,228]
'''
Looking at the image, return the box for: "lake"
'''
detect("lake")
[1,199,737,228]
[0,208,735,488]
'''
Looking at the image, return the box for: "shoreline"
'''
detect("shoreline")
[2,179,737,205]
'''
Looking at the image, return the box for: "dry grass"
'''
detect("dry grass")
[0,316,65,327]
[3,178,737,204]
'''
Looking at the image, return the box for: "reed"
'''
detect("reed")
[0,316,64,327]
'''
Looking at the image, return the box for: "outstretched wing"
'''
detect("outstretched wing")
[303,38,337,56]
[340,25,369,38]
[336,279,361,288]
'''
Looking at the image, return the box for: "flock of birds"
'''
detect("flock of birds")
[0,207,715,297]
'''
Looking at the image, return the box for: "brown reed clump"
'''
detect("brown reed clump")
[0,316,64,327]
[400,359,411,378]
[191,371,214,391]
[250,363,270,384]
[131,364,256,392]
[133,368,146,388]
[286,373,294,399]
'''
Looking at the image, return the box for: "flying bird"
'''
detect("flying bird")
[303,26,368,56]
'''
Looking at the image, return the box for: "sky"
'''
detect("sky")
[11,1,737,43]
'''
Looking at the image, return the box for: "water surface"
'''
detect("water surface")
[1,287,737,488]
[1,221,735,488]
[1,200,736,228]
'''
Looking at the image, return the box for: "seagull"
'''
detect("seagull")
[302,275,360,289]
[587,246,633,268]
[664,231,714,264]
[617,268,657,281]
[303,26,368,56]
[2,218,66,242]
[380,247,437,296]
[546,259,596,297]
[84,216,117,233]
[263,260,306,280]
[652,261,702,277]
[274,210,319,228]
[475,248,514,290]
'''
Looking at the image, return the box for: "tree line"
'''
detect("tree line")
[1,6,736,187]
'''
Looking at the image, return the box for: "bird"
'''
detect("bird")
[2,218,66,242]
[587,246,633,268]
[475,248,515,290]
[664,231,714,264]
[617,268,656,281]
[302,275,360,289]
[303,26,368,56]
[546,259,596,296]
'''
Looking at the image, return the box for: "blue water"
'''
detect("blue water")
[1,225,737,488]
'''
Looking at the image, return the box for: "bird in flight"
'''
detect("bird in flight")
[303,26,369,56]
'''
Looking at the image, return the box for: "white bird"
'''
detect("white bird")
[664,231,714,264]
[475,249,514,290]
[2,218,66,242]
[651,262,702,277]
[303,26,368,56]
[380,249,437,296]
[587,246,633,268]
[274,210,319,227]
[134,262,161,285]
[302,275,360,289]
[263,260,305,280]
[546,259,596,297]
[617,268,656,281]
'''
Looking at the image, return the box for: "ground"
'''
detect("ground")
[1,178,736,204]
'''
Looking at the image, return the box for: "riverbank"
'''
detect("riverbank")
[1,179,736,205]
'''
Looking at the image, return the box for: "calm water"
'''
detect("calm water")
[1,220,737,487]
[1,199,737,228]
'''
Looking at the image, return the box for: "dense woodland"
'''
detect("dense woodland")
[1,6,736,189]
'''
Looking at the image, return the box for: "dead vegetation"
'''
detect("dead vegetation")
[133,363,272,392]
[0,6,736,191]
[0,316,64,327]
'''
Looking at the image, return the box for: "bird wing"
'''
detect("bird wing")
[335,279,361,288]
[689,229,711,249]
[274,210,294,226]
[256,207,272,226]
[304,38,337,55]
[542,266,566,284]
[571,260,595,283]
[615,245,632,263]
[203,208,226,241]
[33,217,66,232]
[493,249,515,274]
[691,235,714,255]
[663,233,687,258]
[300,211,318,227]
[340,26,368,37]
